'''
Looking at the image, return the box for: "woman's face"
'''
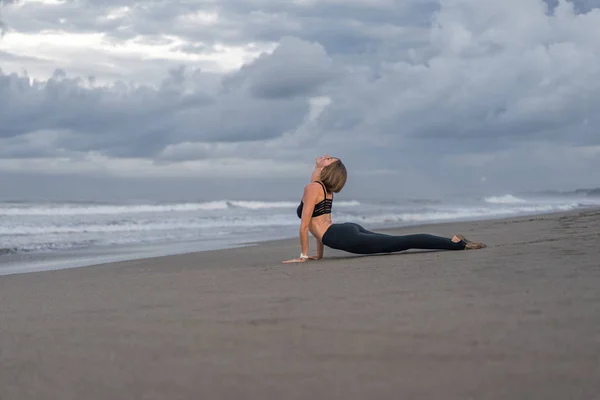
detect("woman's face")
[315,154,337,169]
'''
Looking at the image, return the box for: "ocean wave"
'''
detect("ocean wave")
[0,199,362,216]
[227,200,360,209]
[0,241,96,254]
[534,188,600,197]
[0,196,586,257]
[227,201,298,209]
[0,201,229,216]
[0,247,18,255]
[337,203,580,225]
[0,216,300,236]
[483,195,527,204]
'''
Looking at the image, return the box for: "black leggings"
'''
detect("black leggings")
[322,222,466,254]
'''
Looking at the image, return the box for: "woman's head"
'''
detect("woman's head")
[317,155,347,193]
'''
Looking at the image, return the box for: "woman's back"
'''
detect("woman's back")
[297,180,334,242]
[296,181,333,219]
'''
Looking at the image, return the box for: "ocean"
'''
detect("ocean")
[1,191,599,275]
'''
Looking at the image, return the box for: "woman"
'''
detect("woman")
[282,155,486,263]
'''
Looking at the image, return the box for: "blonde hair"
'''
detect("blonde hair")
[320,159,347,193]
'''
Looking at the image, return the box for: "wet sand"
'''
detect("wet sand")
[1,209,599,399]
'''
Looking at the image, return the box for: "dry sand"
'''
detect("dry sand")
[1,209,600,400]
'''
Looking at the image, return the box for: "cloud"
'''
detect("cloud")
[547,0,600,13]
[0,0,433,82]
[0,64,313,157]
[0,32,340,159]
[316,0,600,148]
[1,0,600,194]
[0,0,18,36]
[223,36,336,99]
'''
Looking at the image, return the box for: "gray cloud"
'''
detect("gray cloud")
[0,36,333,157]
[547,0,600,13]
[1,0,600,196]
[0,0,17,35]
[223,37,336,99]
[3,0,591,55]
[1,0,434,66]
[316,0,600,147]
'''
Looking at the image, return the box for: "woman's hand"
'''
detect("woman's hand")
[281,254,323,263]
[281,257,308,264]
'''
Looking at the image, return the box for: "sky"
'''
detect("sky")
[1,0,600,202]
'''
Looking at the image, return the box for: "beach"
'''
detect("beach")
[1,208,599,399]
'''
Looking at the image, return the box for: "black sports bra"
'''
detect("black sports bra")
[296,181,333,219]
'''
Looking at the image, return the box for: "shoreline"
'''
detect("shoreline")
[2,206,598,277]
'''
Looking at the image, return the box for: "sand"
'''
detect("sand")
[1,209,600,400]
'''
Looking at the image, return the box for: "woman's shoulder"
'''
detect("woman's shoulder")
[302,181,325,198]
[304,181,327,193]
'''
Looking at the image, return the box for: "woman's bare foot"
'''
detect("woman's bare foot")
[452,234,486,249]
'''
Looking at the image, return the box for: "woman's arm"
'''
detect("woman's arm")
[282,183,319,264]
[313,238,324,260]
[299,184,319,255]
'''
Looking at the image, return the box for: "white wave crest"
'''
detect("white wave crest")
[335,200,361,207]
[337,203,579,225]
[0,201,230,216]
[0,199,362,216]
[0,216,300,236]
[228,201,298,209]
[483,195,527,204]
[226,200,360,209]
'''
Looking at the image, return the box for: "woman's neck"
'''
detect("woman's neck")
[310,169,321,182]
